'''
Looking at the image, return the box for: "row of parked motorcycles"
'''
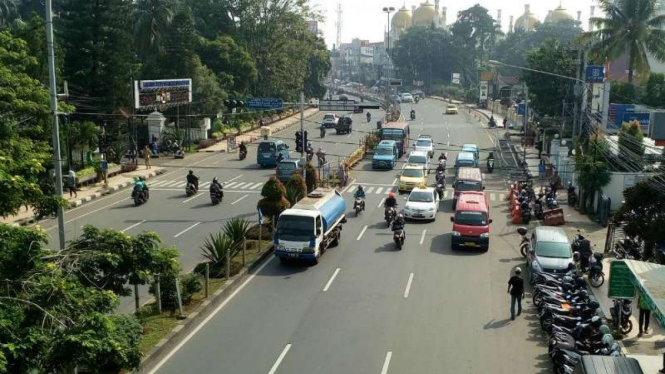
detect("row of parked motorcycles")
[514,180,559,224]
[529,267,623,374]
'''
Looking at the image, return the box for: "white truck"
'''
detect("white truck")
[274,188,347,264]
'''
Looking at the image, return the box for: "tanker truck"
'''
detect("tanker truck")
[274,187,346,264]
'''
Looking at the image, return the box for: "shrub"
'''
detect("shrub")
[257,198,290,221]
[285,173,307,205]
[260,176,286,200]
[201,232,234,276]
[149,273,203,309]
[304,162,318,192]
[223,217,251,252]
[246,221,274,240]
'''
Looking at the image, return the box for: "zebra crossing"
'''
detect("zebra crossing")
[148,179,265,192]
[344,185,506,201]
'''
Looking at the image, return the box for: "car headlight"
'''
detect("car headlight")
[531,261,542,272]
[480,233,489,238]
[452,231,461,236]
[428,207,436,212]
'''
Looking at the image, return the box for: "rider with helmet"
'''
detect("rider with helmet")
[210,177,223,200]
[392,213,406,235]
[186,170,199,191]
[354,185,366,211]
[366,111,371,122]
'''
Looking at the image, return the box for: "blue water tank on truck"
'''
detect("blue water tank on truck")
[274,188,346,264]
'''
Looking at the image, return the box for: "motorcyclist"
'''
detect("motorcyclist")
[438,152,447,162]
[316,147,326,165]
[239,141,247,155]
[489,116,496,127]
[276,152,284,164]
[319,124,326,137]
[392,213,406,237]
[210,177,224,199]
[385,191,397,209]
[366,112,371,122]
[436,159,446,174]
[186,170,199,191]
[353,185,366,211]
[410,109,416,119]
[436,172,446,188]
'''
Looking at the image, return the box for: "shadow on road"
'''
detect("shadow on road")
[483,318,511,329]
[429,233,485,256]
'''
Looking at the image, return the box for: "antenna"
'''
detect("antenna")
[335,4,343,49]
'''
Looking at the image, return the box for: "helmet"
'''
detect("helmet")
[591,316,602,327]
[398,213,404,219]
[515,267,522,274]
[601,333,614,346]
[574,277,587,288]
[588,301,600,310]
[388,191,395,198]
[189,170,193,175]
[358,185,364,191]
[598,324,611,335]
[573,252,581,262]
[567,263,576,271]
[213,177,218,183]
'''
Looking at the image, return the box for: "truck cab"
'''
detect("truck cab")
[373,140,398,169]
[450,191,491,252]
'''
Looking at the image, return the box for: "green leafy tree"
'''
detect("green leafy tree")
[451,5,500,74]
[285,173,307,205]
[197,35,257,95]
[575,135,612,211]
[257,176,290,220]
[189,55,226,115]
[580,0,665,83]
[304,37,332,99]
[609,81,638,103]
[617,120,645,171]
[0,0,18,27]
[523,39,576,117]
[639,73,665,107]
[68,120,99,167]
[133,0,174,59]
[188,0,234,40]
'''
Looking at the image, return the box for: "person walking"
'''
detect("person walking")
[143,145,151,169]
[638,294,651,337]
[508,268,525,320]
[67,169,77,198]
[549,169,562,195]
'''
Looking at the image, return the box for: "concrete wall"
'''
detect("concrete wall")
[600,172,650,211]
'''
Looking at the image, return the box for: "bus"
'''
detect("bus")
[380,122,410,157]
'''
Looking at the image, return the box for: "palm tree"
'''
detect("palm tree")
[0,0,19,28]
[579,0,665,83]
[133,0,174,58]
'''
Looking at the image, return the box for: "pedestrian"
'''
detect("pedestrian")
[538,159,546,185]
[67,169,77,198]
[508,267,524,320]
[638,294,651,337]
[151,134,158,144]
[337,162,347,187]
[143,145,151,169]
[549,169,561,195]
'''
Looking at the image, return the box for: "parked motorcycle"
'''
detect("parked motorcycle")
[354,197,365,216]
[588,253,605,288]
[517,227,530,257]
[533,197,544,220]
[520,200,531,224]
[567,182,578,207]
[610,298,633,334]
[612,238,643,260]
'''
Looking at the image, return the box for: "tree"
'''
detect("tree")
[575,134,612,212]
[257,176,290,220]
[133,0,174,59]
[451,5,498,74]
[617,120,645,171]
[580,0,665,83]
[0,0,18,27]
[188,0,233,40]
[68,120,99,167]
[610,82,638,103]
[303,162,318,192]
[523,39,576,117]
[189,55,226,115]
[639,72,665,107]
[197,35,257,95]
[285,173,307,205]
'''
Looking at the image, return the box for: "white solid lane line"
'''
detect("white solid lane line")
[268,344,292,374]
[182,192,204,204]
[121,220,146,233]
[231,194,249,205]
[378,198,385,208]
[419,229,427,245]
[404,273,414,298]
[381,351,393,374]
[174,222,201,238]
[323,268,341,292]
[356,225,368,241]
[146,256,276,374]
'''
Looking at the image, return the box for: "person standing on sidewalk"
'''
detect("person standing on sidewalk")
[549,169,562,195]
[143,145,151,170]
[67,169,78,198]
[638,294,651,336]
[508,268,524,320]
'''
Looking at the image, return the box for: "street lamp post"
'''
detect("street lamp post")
[383,6,395,113]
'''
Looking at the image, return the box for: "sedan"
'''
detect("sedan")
[446,105,458,114]
[403,187,440,221]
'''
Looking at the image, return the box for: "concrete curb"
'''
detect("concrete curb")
[134,245,275,374]
[8,169,166,227]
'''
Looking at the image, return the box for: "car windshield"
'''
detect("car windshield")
[324,115,334,120]
[409,191,434,203]
[277,215,314,241]
[416,140,431,147]
[408,155,427,164]
[258,143,276,153]
[278,163,296,171]
[376,148,393,156]
[402,169,424,178]
[454,211,488,226]
[455,181,482,191]
[536,242,572,258]
[462,147,477,154]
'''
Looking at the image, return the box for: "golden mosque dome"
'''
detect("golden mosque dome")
[549,5,573,22]
[391,5,412,30]
[413,1,437,27]
[514,11,539,32]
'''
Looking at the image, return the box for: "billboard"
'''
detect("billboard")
[479,81,489,101]
[134,79,192,110]
[452,73,461,85]
[622,112,651,134]
[585,66,605,83]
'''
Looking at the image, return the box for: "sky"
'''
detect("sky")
[309,0,600,48]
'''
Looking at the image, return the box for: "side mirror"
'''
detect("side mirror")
[482,186,486,190]
[450,216,454,222]
[316,229,322,236]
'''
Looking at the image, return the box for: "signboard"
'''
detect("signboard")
[622,112,651,134]
[389,79,402,87]
[246,97,283,110]
[481,71,493,81]
[608,261,636,298]
[585,66,605,83]
[608,104,635,132]
[319,100,359,111]
[227,135,237,152]
[479,81,489,101]
[452,73,461,85]
[134,79,192,110]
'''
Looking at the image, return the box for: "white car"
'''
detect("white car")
[407,150,431,174]
[403,187,440,221]
[414,135,434,157]
[401,93,415,103]
[322,113,339,128]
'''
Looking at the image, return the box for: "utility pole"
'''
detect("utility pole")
[46,0,66,250]
[523,84,529,162]
[300,92,306,181]
[572,49,582,138]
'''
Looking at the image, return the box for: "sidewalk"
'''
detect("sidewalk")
[199,108,319,153]
[1,166,165,227]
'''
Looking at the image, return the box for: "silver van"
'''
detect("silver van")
[526,226,574,277]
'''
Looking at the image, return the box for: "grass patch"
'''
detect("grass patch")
[136,240,272,355]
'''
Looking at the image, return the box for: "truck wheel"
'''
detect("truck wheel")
[330,230,341,247]
[311,255,319,265]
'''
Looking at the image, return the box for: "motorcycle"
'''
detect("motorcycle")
[517,227,530,257]
[612,238,643,260]
[385,207,397,227]
[132,186,149,206]
[588,253,605,288]
[354,197,365,216]
[186,182,198,197]
[366,113,371,123]
[410,111,416,120]
[487,158,494,173]
[610,299,633,334]
[320,126,326,138]
[520,201,531,224]
[567,182,578,207]
[317,153,326,168]
[533,197,544,220]
[210,188,224,205]
[239,148,247,160]
[393,226,405,250]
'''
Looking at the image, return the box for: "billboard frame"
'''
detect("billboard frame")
[134,79,192,111]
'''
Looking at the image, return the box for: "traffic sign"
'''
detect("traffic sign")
[246,97,283,110]
[585,66,605,83]
[389,79,402,87]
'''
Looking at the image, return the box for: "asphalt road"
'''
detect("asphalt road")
[140,99,550,374]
